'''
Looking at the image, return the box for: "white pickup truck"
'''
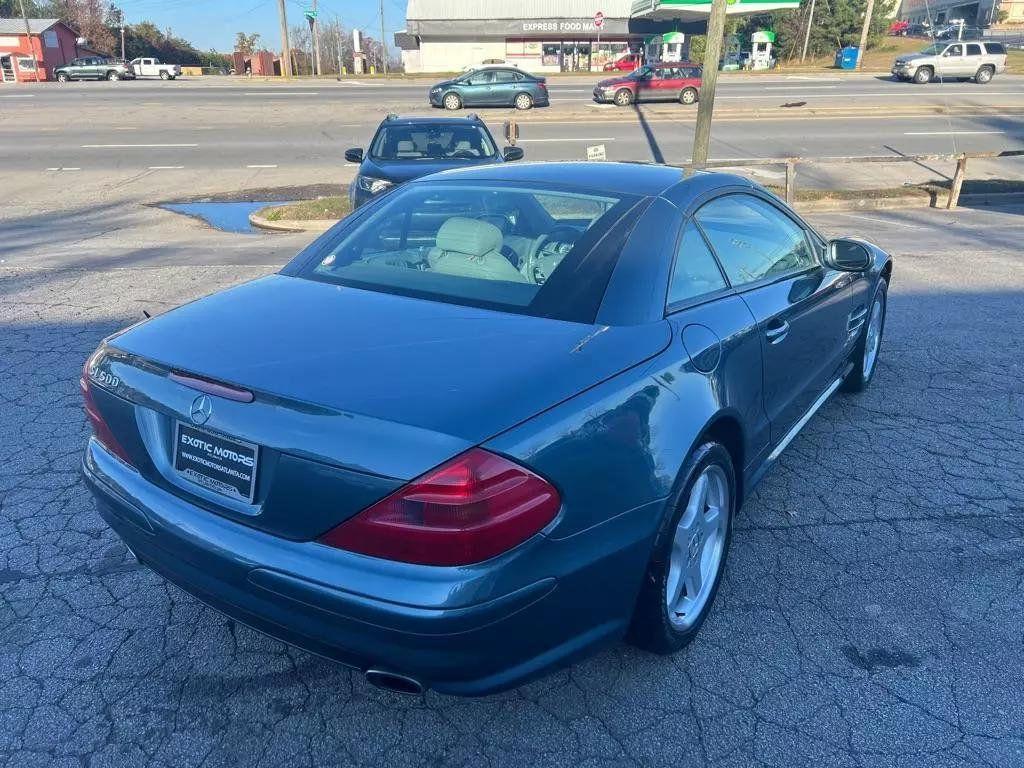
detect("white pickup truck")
[130,57,181,80]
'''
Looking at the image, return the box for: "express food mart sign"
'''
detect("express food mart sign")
[409,18,634,36]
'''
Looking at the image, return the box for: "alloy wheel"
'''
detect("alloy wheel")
[665,465,729,629]
[862,296,883,379]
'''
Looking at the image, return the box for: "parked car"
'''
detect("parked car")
[891,40,1007,83]
[53,57,134,82]
[130,57,181,80]
[81,161,891,696]
[344,113,524,208]
[594,62,702,106]
[603,53,642,71]
[429,67,549,110]
[889,20,910,35]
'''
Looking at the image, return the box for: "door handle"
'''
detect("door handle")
[765,319,790,344]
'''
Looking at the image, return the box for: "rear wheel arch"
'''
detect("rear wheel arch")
[697,414,745,508]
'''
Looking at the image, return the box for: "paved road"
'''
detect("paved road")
[1,204,1022,766]
[2,77,1022,188]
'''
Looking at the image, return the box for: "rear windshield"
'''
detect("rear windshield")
[370,124,497,161]
[292,183,641,321]
[985,42,1005,54]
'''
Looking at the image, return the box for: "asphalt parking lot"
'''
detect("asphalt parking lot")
[1,203,1022,767]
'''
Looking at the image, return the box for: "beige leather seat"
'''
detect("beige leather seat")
[427,217,528,283]
[395,140,418,158]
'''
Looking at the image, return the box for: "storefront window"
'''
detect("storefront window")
[17,57,37,72]
[542,43,561,67]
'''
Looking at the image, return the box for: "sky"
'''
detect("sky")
[116,0,409,52]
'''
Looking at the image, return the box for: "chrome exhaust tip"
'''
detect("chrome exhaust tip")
[364,669,424,695]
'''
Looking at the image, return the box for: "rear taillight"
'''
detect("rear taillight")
[81,354,134,467]
[318,448,560,566]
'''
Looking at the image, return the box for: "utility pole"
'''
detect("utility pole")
[311,0,323,76]
[17,0,39,82]
[691,0,728,165]
[379,0,389,77]
[336,25,343,77]
[856,0,875,69]
[277,0,293,77]
[121,26,126,60]
[800,0,817,63]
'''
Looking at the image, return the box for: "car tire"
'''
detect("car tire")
[975,65,994,84]
[107,70,120,81]
[56,72,69,82]
[442,92,462,110]
[679,87,698,105]
[627,441,736,655]
[913,66,932,84]
[514,92,533,110]
[843,278,888,392]
[614,88,633,107]
[160,71,170,80]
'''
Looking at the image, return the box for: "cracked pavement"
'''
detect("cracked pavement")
[1,206,1023,767]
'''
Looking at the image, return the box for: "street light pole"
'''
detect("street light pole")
[277,0,293,77]
[17,0,39,83]
[856,0,875,69]
[801,0,817,63]
[379,0,389,77]
[691,0,729,165]
[312,0,323,76]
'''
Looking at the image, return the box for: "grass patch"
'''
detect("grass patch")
[259,195,351,222]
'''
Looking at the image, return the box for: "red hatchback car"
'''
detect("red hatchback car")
[593,62,702,106]
[603,53,642,72]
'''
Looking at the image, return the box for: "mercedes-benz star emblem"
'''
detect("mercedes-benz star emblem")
[189,394,213,425]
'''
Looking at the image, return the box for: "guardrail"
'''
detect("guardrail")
[683,149,1024,209]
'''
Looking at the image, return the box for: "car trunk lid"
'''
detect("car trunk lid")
[94,275,670,539]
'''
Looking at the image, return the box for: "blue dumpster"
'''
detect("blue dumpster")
[835,46,860,69]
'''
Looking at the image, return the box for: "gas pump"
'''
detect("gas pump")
[750,30,776,70]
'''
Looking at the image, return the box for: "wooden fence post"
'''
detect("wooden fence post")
[947,154,967,209]
[785,161,796,205]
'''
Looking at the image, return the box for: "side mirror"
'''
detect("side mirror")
[826,238,872,272]
[344,148,363,163]
[503,145,524,161]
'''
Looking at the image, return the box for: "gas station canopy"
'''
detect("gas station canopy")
[632,0,799,22]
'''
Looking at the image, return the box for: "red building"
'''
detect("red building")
[0,18,99,83]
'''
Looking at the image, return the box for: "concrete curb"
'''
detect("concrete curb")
[251,191,1024,229]
[249,212,337,233]
[509,104,1024,123]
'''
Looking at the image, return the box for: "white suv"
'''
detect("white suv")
[892,41,1007,84]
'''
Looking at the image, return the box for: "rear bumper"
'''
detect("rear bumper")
[83,439,651,695]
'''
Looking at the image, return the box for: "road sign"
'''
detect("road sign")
[586,144,606,161]
[304,9,317,19]
[594,11,604,28]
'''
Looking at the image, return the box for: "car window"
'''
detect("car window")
[944,44,962,56]
[919,43,944,55]
[985,42,1005,54]
[695,194,816,286]
[369,124,497,161]
[300,184,638,319]
[668,222,728,306]
[467,70,494,85]
[492,70,517,83]
[965,43,982,56]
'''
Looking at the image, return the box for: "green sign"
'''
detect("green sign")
[304,9,317,20]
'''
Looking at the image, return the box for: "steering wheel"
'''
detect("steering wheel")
[451,150,478,159]
[523,225,582,283]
